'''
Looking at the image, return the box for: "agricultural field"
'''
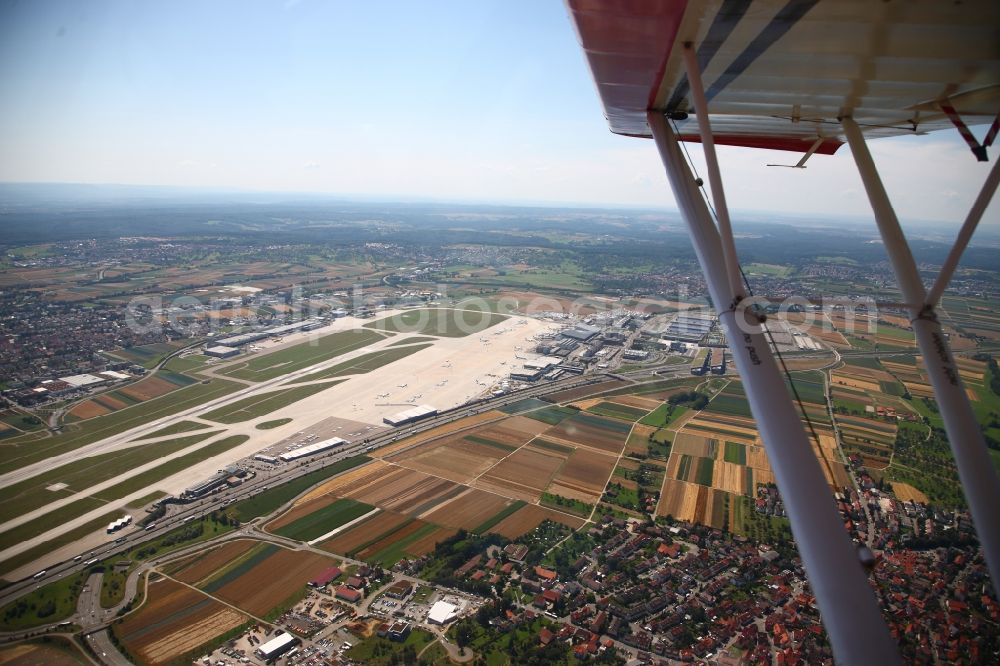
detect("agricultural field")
[67,372,198,421]
[196,542,337,617]
[114,578,248,665]
[364,308,507,337]
[107,341,191,369]
[317,510,412,556]
[422,489,516,531]
[544,411,632,454]
[703,382,753,418]
[219,328,383,381]
[342,467,462,515]
[485,503,585,539]
[267,498,375,541]
[584,400,650,422]
[201,381,341,423]
[386,432,510,484]
[475,445,567,501]
[545,447,617,503]
[167,540,258,584]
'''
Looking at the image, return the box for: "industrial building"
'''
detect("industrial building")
[665,314,715,343]
[215,318,325,348]
[106,514,132,534]
[204,345,239,359]
[309,566,343,588]
[623,348,649,361]
[427,600,459,625]
[183,465,246,498]
[559,323,601,342]
[256,632,298,661]
[691,347,713,375]
[278,437,348,462]
[384,405,438,426]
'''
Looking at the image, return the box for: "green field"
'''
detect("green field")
[724,441,747,465]
[132,419,211,440]
[530,438,575,455]
[585,401,649,422]
[201,543,281,593]
[228,456,371,522]
[639,404,688,428]
[220,328,383,381]
[286,344,432,383]
[522,405,578,425]
[202,381,341,423]
[0,378,242,475]
[705,392,753,417]
[0,435,249,550]
[0,510,121,578]
[695,457,715,486]
[386,336,438,347]
[0,430,219,524]
[368,522,442,567]
[364,308,508,337]
[744,262,793,277]
[271,498,374,541]
[256,418,292,430]
[107,341,187,369]
[472,500,528,533]
[0,569,88,629]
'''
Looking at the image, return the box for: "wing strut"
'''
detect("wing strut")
[842,116,1000,593]
[647,110,900,666]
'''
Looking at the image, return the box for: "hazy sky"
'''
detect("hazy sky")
[1,0,997,226]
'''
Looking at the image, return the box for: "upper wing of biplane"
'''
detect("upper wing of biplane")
[569,0,1000,156]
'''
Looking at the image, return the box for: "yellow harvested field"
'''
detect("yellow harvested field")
[346,467,460,512]
[142,609,246,664]
[487,504,585,538]
[569,398,605,410]
[831,373,881,392]
[389,437,507,483]
[903,381,935,398]
[816,433,839,452]
[745,443,770,470]
[609,394,662,411]
[295,460,388,505]
[891,481,929,504]
[712,461,745,495]
[656,479,699,521]
[672,432,715,458]
[625,424,657,455]
[421,488,512,529]
[683,418,757,440]
[475,446,565,501]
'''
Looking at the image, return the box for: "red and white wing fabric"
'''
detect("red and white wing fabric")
[568,0,1000,152]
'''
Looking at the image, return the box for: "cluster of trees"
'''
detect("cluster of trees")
[668,391,709,410]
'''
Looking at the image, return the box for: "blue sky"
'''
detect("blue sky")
[0,0,996,226]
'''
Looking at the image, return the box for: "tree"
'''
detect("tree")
[455,620,474,655]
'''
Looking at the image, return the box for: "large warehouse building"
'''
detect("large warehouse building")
[278,437,348,462]
[384,405,438,427]
[256,632,298,661]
